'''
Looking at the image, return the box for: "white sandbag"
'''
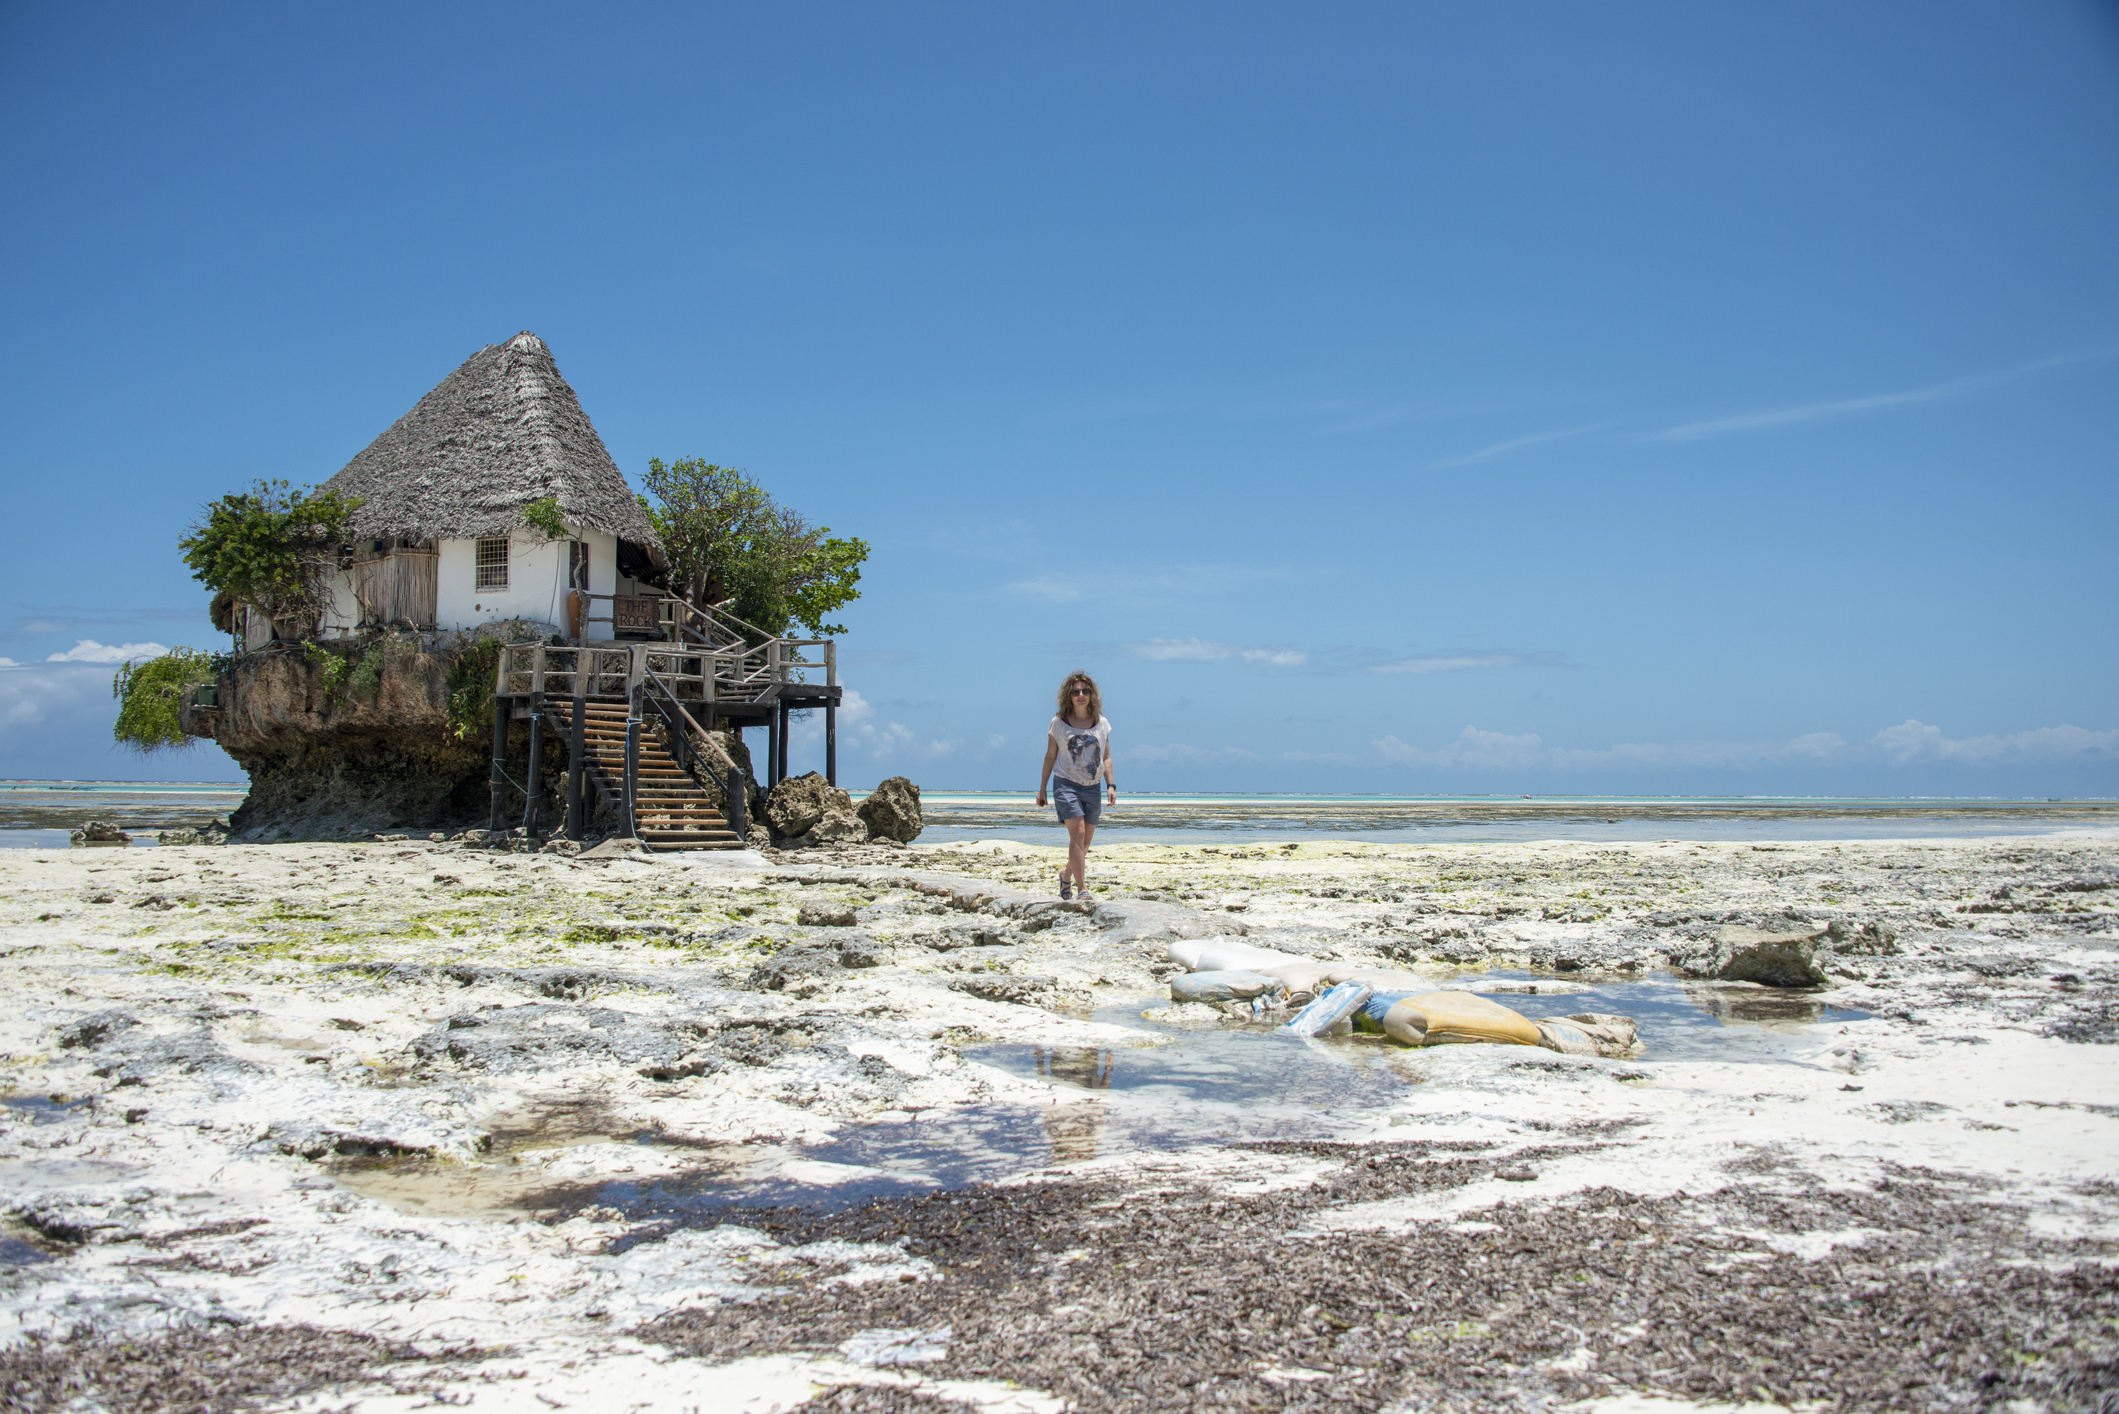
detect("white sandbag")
[1165,939,1306,973]
[1257,962,1338,1002]
[1534,1013,1641,1058]
[1170,970,1289,1004]
[1322,966,1431,991]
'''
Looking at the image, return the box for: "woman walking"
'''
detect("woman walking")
[1036,671,1116,901]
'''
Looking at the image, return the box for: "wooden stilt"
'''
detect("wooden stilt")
[520,695,544,837]
[487,696,510,833]
[565,690,585,840]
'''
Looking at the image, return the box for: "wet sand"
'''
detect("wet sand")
[1,829,2114,1411]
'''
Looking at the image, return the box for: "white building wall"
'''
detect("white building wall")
[318,567,359,637]
[315,528,627,637]
[434,529,621,634]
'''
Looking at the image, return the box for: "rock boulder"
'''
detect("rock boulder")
[857,776,924,843]
[809,794,868,844]
[764,772,831,839]
[1711,924,1829,988]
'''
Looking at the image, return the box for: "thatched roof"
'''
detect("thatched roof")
[323,333,663,561]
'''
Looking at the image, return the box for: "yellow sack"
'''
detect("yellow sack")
[1382,991,1542,1048]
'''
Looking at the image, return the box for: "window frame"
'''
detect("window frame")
[474,536,510,592]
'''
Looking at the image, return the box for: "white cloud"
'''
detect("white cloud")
[1371,719,2119,773]
[1368,651,1560,675]
[1654,348,2113,443]
[45,639,168,664]
[0,661,120,727]
[0,657,16,668]
[1127,638,1309,668]
[1376,727,1548,770]
[1127,743,1263,765]
[795,688,972,761]
[1872,719,2119,764]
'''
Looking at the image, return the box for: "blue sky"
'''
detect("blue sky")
[2,2,2114,794]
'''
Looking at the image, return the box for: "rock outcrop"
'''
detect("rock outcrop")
[763,772,832,839]
[857,776,923,843]
[763,771,869,845]
[177,625,760,844]
[1708,924,1829,988]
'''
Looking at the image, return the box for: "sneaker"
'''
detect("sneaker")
[1059,876,1074,901]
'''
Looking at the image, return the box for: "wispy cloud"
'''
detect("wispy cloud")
[46,639,168,664]
[1368,650,1563,675]
[791,689,1008,763]
[1364,718,2115,772]
[1128,743,1264,765]
[0,660,132,728]
[1425,422,1610,470]
[1654,349,2115,443]
[1374,727,1851,772]
[1126,638,1309,668]
[13,605,202,634]
[1008,564,1282,606]
[1871,719,2119,764]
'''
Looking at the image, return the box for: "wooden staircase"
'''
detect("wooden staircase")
[547,700,745,852]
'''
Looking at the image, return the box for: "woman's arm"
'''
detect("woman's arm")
[1036,739,1058,805]
[1104,727,1116,800]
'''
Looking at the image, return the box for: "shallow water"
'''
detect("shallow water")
[0,781,244,834]
[332,973,1868,1224]
[916,792,2113,846]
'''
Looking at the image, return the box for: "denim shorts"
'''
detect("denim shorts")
[1052,777,1104,825]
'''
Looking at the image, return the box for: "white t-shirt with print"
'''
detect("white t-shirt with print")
[1049,715,1110,787]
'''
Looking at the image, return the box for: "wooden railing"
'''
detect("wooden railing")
[493,620,836,706]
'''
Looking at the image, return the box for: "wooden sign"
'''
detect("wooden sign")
[612,595,662,635]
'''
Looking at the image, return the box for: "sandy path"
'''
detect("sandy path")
[1,830,2113,1412]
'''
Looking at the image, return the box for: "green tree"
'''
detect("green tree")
[178,479,363,637]
[112,649,217,752]
[638,458,867,638]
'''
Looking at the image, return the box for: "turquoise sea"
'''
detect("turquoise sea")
[912,790,2117,846]
[1,780,2110,849]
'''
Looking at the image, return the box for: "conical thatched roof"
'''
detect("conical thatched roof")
[323,332,663,561]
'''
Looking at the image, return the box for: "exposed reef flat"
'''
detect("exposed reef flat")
[1,831,2114,1412]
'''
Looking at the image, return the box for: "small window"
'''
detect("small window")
[475,537,510,591]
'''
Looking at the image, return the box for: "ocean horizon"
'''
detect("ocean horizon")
[2,779,2112,847]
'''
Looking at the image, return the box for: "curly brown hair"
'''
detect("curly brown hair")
[1055,671,1102,723]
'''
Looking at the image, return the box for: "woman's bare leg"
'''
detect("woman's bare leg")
[1066,817,1093,892]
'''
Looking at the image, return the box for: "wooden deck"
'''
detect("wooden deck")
[485,595,842,851]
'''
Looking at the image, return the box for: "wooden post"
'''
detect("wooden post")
[521,694,544,837]
[487,693,509,833]
[777,701,790,783]
[825,700,836,787]
[766,707,780,789]
[624,689,641,840]
[565,690,585,840]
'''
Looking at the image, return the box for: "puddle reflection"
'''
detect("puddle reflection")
[334,972,1872,1225]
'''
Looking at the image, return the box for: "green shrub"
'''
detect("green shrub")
[446,638,504,740]
[346,641,389,701]
[112,650,219,752]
